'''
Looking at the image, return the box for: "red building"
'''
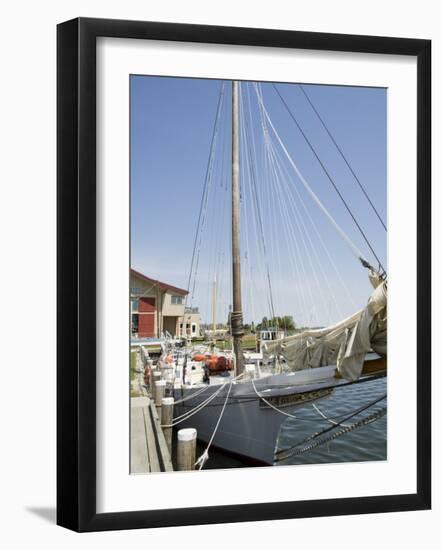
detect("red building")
[130,269,189,338]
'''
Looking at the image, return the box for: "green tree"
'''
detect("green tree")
[279,315,295,331]
[255,315,296,332]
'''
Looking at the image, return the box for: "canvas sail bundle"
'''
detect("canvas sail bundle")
[262,271,387,381]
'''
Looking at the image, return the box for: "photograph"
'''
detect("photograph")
[129,75,388,473]
[0,0,434,540]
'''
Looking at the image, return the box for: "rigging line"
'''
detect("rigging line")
[256,84,318,325]
[260,118,280,322]
[265,125,338,324]
[254,84,299,324]
[241,173,254,322]
[255,86,285,322]
[270,83,385,274]
[241,85,277,322]
[266,149,285,320]
[277,407,387,460]
[213,106,230,283]
[268,123,354,320]
[186,81,225,310]
[251,378,298,419]
[215,120,229,281]
[298,84,387,231]
[204,109,224,308]
[275,392,387,457]
[272,138,357,311]
[267,133,321,324]
[239,107,256,324]
[262,129,311,326]
[207,109,229,327]
[254,84,370,269]
[243,122,274,324]
[312,403,351,427]
[245,82,276,322]
[241,86,274,322]
[214,162,229,324]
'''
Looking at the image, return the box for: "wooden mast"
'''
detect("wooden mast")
[231,81,244,374]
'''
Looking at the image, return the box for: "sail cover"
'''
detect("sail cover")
[262,271,387,381]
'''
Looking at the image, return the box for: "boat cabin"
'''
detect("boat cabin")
[259,328,285,342]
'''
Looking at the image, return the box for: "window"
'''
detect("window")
[131,298,139,312]
[131,287,140,295]
[171,295,184,305]
[131,314,139,334]
[191,323,197,334]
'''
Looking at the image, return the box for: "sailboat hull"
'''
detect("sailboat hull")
[172,372,336,465]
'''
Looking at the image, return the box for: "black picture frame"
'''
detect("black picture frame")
[57,17,431,532]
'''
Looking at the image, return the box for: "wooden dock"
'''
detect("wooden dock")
[130,396,174,473]
[131,347,197,473]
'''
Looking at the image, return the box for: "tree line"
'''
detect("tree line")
[243,315,296,333]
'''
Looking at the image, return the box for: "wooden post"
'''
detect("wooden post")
[151,370,161,399]
[161,397,174,453]
[154,380,166,410]
[177,428,197,471]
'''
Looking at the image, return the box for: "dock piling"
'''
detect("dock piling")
[154,380,166,410]
[151,370,162,399]
[177,428,197,471]
[161,397,174,453]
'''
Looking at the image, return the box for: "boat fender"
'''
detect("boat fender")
[144,365,151,385]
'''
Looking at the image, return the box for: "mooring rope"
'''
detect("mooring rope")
[195,379,234,470]
[163,382,227,428]
[162,373,244,428]
[172,383,212,406]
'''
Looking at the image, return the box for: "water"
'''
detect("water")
[277,377,387,466]
[196,377,387,469]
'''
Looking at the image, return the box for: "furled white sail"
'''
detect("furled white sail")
[262,271,387,381]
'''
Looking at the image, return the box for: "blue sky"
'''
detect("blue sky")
[131,76,386,327]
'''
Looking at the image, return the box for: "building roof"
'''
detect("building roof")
[130,268,189,295]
